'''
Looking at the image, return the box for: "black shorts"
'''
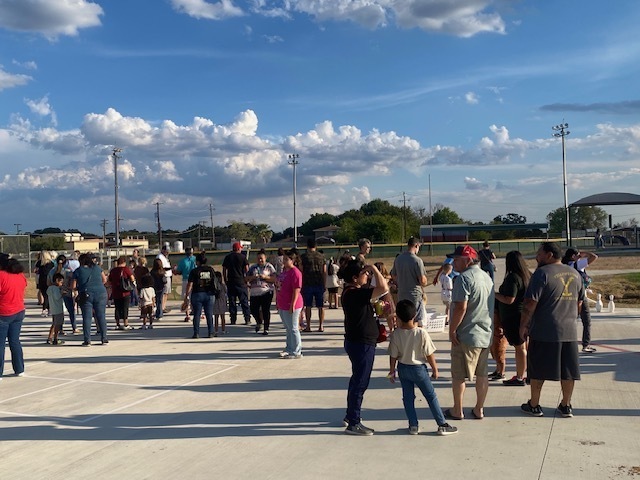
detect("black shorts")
[528,340,580,381]
[502,316,524,346]
[327,287,339,294]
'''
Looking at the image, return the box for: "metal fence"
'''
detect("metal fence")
[0,235,31,272]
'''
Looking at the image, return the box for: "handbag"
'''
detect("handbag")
[376,320,388,343]
[76,266,97,307]
[76,291,90,307]
[120,269,135,292]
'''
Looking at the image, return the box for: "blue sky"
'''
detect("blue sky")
[1,0,639,236]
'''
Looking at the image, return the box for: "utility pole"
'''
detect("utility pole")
[14,223,21,234]
[288,154,300,246]
[402,192,408,242]
[552,122,571,246]
[100,219,109,249]
[155,202,163,249]
[198,221,207,249]
[428,175,433,256]
[209,203,216,248]
[112,147,122,247]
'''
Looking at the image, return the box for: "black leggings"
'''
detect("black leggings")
[250,292,273,330]
[114,296,131,324]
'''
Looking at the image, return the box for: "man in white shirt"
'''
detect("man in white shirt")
[157,245,172,313]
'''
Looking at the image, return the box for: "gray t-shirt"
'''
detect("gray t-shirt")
[526,262,584,342]
[391,251,425,303]
[451,264,494,348]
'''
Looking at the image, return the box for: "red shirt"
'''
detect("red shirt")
[0,271,27,316]
[108,266,133,299]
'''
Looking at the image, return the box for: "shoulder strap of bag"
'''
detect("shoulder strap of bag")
[80,266,97,293]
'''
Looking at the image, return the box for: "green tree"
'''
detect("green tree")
[546,206,608,233]
[33,227,63,234]
[431,205,465,225]
[355,215,403,243]
[30,236,65,251]
[334,217,358,244]
[492,213,527,224]
[299,213,338,237]
[360,199,402,217]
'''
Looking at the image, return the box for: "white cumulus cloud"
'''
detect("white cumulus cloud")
[173,0,508,38]
[25,95,58,125]
[465,91,479,104]
[0,67,32,91]
[170,0,244,20]
[0,0,103,39]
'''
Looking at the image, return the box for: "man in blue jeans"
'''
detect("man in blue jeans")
[222,242,250,325]
[300,238,326,332]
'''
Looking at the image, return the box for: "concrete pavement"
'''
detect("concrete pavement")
[0,294,639,480]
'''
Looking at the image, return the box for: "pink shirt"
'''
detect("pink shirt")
[0,271,27,316]
[276,267,303,311]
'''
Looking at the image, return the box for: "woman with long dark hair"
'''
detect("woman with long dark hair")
[493,250,531,385]
[150,258,166,322]
[339,259,388,435]
[0,255,28,379]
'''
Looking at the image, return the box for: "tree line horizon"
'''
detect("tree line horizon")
[14,199,633,252]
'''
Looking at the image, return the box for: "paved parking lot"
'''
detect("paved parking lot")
[1,295,639,480]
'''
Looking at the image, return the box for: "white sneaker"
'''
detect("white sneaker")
[279,351,289,358]
[409,425,419,435]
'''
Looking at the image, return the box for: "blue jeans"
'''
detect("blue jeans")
[580,300,592,348]
[344,340,376,426]
[279,308,302,355]
[80,290,108,343]
[0,310,25,377]
[227,283,250,324]
[191,292,214,336]
[397,363,447,427]
[155,289,164,319]
[482,264,495,282]
[130,287,139,306]
[63,295,77,330]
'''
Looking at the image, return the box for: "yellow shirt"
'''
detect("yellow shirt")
[388,327,436,365]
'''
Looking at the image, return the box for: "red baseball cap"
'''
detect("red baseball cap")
[446,245,478,260]
[232,242,242,251]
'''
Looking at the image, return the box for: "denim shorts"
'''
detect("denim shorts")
[302,285,325,308]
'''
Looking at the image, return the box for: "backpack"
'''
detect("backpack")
[196,266,221,298]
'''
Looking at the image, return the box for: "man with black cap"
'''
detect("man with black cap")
[444,245,494,421]
[222,242,250,325]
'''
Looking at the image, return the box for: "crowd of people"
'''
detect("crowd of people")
[2,239,598,438]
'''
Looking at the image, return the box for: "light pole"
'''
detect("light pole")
[552,123,570,246]
[112,147,122,247]
[288,154,299,246]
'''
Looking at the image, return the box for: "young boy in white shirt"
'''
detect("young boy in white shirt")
[439,263,453,325]
[388,299,458,436]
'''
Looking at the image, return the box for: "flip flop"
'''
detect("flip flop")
[470,409,484,420]
[443,409,463,421]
